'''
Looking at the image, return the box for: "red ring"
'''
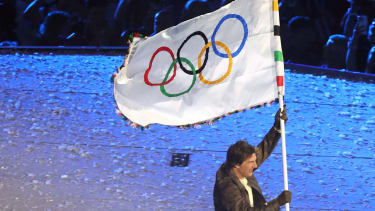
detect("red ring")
[144,46,177,86]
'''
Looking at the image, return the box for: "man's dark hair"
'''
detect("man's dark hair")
[225,140,255,170]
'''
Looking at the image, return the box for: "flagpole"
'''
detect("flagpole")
[278,93,290,211]
[272,0,290,209]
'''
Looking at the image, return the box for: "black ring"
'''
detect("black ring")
[177,31,209,75]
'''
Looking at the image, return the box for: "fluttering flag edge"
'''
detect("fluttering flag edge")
[113,71,278,130]
[112,68,278,130]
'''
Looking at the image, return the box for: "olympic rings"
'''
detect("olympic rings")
[160,57,196,97]
[211,14,248,58]
[144,13,248,97]
[177,31,209,75]
[198,41,232,85]
[144,46,177,86]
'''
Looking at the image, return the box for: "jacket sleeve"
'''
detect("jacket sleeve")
[216,177,281,211]
[255,127,281,167]
[261,198,281,211]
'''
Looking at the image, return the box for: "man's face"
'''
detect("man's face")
[236,153,257,178]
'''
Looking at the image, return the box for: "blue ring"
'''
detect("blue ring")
[211,14,248,58]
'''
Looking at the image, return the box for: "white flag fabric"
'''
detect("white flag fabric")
[114,0,284,127]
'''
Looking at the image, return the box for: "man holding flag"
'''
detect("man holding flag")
[113,0,291,209]
[213,106,291,210]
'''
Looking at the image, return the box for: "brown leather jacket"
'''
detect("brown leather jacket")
[213,127,282,211]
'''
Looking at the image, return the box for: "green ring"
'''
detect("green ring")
[160,57,196,97]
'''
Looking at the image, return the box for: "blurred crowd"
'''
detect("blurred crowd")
[0,0,374,73]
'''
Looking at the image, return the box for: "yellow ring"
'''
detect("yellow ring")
[198,41,233,85]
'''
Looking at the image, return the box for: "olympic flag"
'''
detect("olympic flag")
[114,0,284,127]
